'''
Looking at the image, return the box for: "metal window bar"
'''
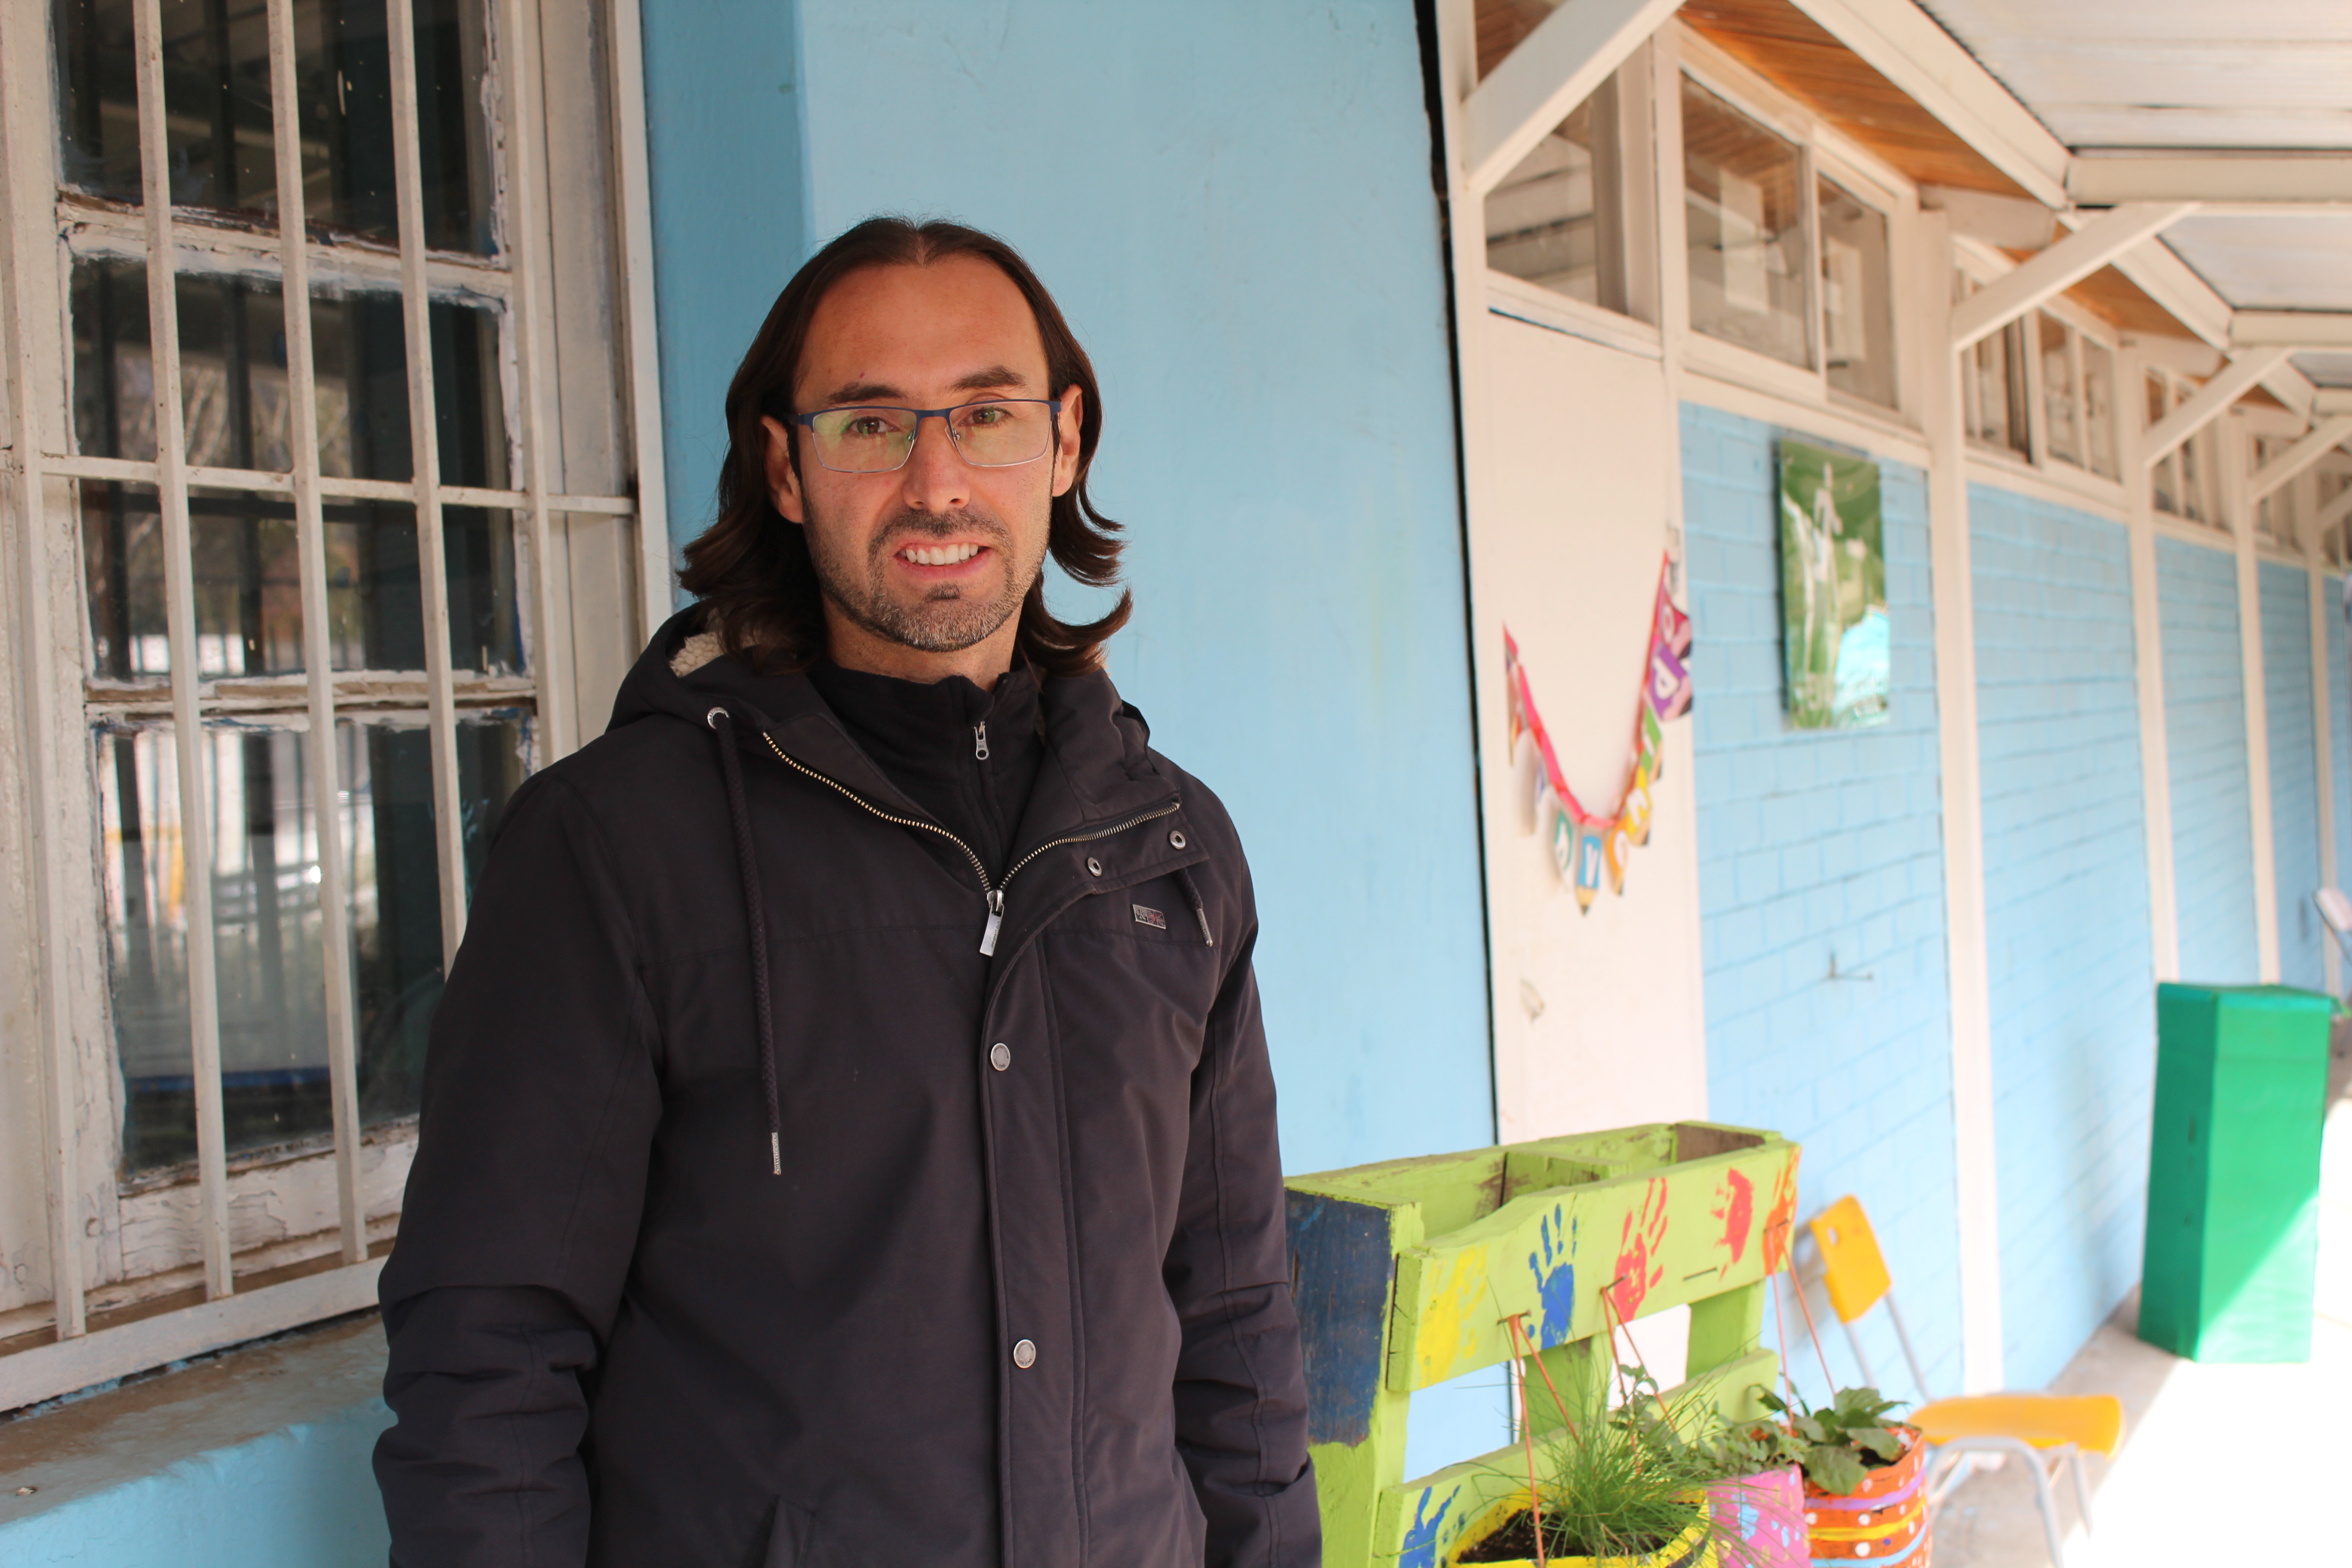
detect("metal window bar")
[266,0,365,1267]
[385,0,470,965]
[496,0,572,762]
[610,0,674,638]
[133,0,235,1302]
[0,0,669,1406]
[0,0,88,1343]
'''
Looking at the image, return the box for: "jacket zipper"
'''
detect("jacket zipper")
[759,732,1179,956]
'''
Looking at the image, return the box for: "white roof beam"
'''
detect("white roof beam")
[1465,0,1684,196]
[2317,484,2352,538]
[2070,157,2352,207]
[2235,313,2352,350]
[2315,389,2352,419]
[2142,348,2292,470]
[1951,204,2195,352]
[1785,0,2071,209]
[2249,417,2352,505]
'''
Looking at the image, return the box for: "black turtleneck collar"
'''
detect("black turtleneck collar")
[805,661,1046,879]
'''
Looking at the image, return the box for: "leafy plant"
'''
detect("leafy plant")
[1749,1386,1911,1496]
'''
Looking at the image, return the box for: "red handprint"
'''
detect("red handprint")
[1606,1177,1671,1322]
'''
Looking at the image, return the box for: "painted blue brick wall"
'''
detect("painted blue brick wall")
[1968,485,2154,1392]
[2158,538,2261,985]
[1681,404,1960,1406]
[2261,560,2326,991]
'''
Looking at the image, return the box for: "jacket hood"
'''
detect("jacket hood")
[607,606,1163,816]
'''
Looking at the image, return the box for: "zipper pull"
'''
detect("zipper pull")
[979,888,1005,956]
[973,722,990,761]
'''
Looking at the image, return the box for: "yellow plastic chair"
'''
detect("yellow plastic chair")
[1800,1196,2124,1568]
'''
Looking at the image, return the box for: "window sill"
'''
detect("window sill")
[1485,272,1663,360]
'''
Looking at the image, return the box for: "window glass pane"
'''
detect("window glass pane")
[2040,314,2080,467]
[1817,177,1893,406]
[2176,383,2208,524]
[74,258,514,676]
[99,710,528,1173]
[1485,76,1629,315]
[54,0,497,255]
[1682,75,1809,369]
[2082,338,2117,478]
[1967,318,2008,450]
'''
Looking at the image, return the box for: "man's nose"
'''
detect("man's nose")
[896,414,973,513]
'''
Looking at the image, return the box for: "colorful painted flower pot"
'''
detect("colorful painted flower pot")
[1708,1465,1807,1568]
[1442,1490,1718,1568]
[1802,1427,1931,1565]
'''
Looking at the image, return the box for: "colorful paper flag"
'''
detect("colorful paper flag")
[1623,763,1653,848]
[1605,820,1633,895]
[1573,823,1604,912]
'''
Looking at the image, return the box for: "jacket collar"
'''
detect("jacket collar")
[611,609,1177,855]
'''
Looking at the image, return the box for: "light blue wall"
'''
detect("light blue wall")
[1968,485,2154,1392]
[2157,537,2261,985]
[638,0,811,565]
[2332,576,2351,908]
[0,1401,392,1566]
[1681,405,1961,1406]
[2259,559,2326,991]
[638,0,1491,1176]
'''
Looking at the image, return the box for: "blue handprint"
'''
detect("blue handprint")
[1529,1208,1576,1350]
[1397,1490,1455,1568]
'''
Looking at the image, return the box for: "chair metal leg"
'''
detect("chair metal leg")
[1928,1437,2067,1566]
[2065,1444,2094,1535]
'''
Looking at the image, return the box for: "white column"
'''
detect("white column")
[2308,547,2339,996]
[1918,212,2004,1393]
[2122,344,2181,982]
[2226,414,2282,982]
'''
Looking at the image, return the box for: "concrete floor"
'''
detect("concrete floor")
[1935,1027,2352,1567]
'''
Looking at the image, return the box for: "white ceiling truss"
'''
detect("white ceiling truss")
[1464,0,2352,467]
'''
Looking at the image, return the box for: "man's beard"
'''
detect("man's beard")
[805,503,1039,654]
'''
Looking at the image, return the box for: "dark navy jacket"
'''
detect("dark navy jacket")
[373,612,1319,1567]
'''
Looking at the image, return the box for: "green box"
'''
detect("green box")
[2139,983,2332,1363]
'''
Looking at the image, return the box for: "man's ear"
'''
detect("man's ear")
[762,416,807,524]
[1050,384,1084,498]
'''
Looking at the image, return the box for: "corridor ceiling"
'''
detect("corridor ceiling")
[1920,0,2352,391]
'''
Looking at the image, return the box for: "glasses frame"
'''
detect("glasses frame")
[789,398,1063,474]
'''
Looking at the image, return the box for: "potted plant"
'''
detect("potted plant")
[1450,1364,1793,1568]
[1449,1378,1722,1567]
[1749,1387,1930,1564]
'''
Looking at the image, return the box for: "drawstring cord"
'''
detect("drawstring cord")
[707,706,784,1176]
[1174,866,1215,948]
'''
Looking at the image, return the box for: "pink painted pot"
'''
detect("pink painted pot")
[1707,1465,1808,1568]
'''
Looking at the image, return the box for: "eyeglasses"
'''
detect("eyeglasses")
[785,398,1062,474]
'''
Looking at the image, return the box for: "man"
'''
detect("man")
[373,217,1321,1568]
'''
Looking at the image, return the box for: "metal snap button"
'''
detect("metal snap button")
[990,1042,1011,1071]
[1085,856,1102,876]
[1012,1338,1037,1369]
[1168,830,1187,849]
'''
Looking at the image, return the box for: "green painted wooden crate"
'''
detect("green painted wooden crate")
[2140,982,2332,1363]
[1285,1121,1800,1568]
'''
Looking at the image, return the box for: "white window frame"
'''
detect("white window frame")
[1950,235,2132,518]
[1672,24,1917,431]
[0,0,669,1411]
[1480,40,1666,361]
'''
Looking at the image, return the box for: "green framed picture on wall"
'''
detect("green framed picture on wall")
[1778,437,1889,729]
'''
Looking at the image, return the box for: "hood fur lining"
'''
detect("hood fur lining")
[670,629,725,678]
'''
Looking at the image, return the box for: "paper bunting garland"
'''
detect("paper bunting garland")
[1504,554,1693,914]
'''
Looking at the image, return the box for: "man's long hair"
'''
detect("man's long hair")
[678,217,1130,676]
